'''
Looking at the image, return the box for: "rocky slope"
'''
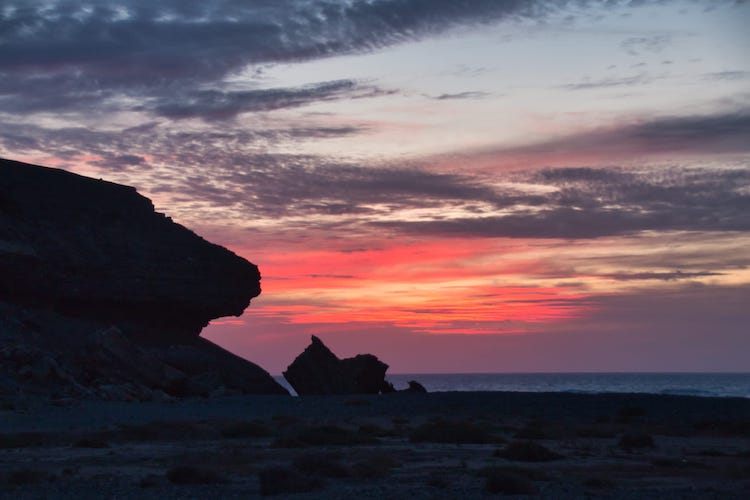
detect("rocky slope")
[0,158,287,398]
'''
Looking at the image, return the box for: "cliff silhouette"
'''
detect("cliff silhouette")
[0,158,287,399]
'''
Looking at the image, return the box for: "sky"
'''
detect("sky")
[2,0,749,374]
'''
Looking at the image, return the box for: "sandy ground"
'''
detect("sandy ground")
[2,391,749,498]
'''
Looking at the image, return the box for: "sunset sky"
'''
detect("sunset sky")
[2,0,749,374]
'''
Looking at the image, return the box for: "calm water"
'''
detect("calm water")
[275,373,750,398]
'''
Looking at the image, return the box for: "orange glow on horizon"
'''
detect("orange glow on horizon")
[229,237,595,335]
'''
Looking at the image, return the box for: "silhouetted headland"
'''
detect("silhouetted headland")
[0,158,286,398]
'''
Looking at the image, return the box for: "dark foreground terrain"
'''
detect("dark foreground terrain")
[2,391,749,499]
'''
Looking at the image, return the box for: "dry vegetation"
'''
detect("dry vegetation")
[1,392,749,498]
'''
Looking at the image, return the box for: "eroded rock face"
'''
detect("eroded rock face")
[0,158,287,397]
[283,336,394,395]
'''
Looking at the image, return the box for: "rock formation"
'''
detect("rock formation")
[403,380,428,393]
[0,158,287,398]
[283,336,396,395]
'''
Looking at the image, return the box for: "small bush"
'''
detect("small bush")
[584,477,615,489]
[483,469,537,495]
[576,425,616,439]
[651,458,710,469]
[358,423,397,438]
[345,398,371,406]
[293,453,350,478]
[618,433,654,450]
[0,432,47,449]
[496,441,563,462]
[219,420,272,439]
[6,468,50,486]
[617,406,646,418]
[273,425,373,448]
[410,419,498,444]
[351,454,401,478]
[118,421,214,442]
[695,449,727,457]
[426,476,449,489]
[166,465,224,484]
[258,466,323,496]
[138,474,161,488]
[694,419,750,437]
[73,437,109,448]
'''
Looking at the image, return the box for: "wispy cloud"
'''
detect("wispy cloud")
[560,74,652,90]
[147,80,392,120]
[431,91,491,100]
[472,110,750,163]
[620,34,672,56]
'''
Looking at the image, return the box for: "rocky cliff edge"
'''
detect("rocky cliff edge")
[0,158,287,399]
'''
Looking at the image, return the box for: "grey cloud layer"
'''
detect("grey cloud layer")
[149,80,391,120]
[3,105,749,240]
[488,111,750,158]
[0,0,675,119]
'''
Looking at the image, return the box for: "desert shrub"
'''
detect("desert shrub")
[618,433,654,450]
[258,466,323,495]
[293,453,351,478]
[514,419,564,440]
[117,420,215,442]
[651,458,710,469]
[496,440,563,462]
[695,449,727,457]
[409,419,498,444]
[576,425,617,439]
[219,420,272,439]
[0,432,47,448]
[617,406,647,418]
[273,425,373,448]
[73,437,109,448]
[694,419,750,437]
[345,398,371,406]
[5,468,50,486]
[426,475,449,489]
[724,462,750,480]
[271,414,300,426]
[138,474,161,488]
[166,465,224,484]
[482,469,537,495]
[584,477,615,489]
[351,454,401,478]
[358,423,397,438]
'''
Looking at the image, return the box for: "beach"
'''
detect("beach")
[2,391,749,498]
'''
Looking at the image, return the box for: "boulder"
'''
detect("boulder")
[402,380,428,393]
[283,336,394,395]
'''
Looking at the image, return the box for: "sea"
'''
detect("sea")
[274,373,750,398]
